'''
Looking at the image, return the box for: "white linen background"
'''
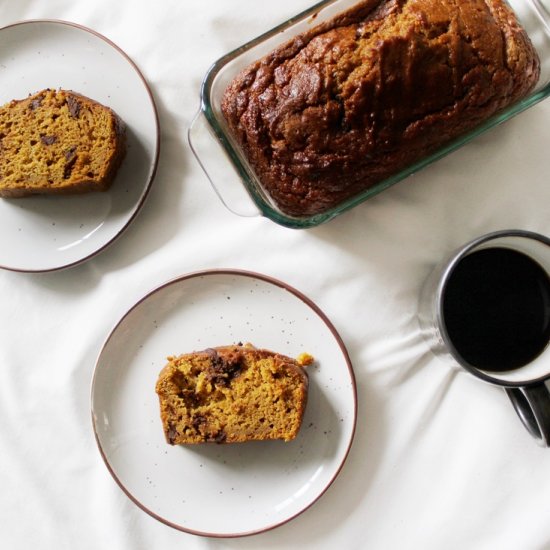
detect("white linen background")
[1,0,550,548]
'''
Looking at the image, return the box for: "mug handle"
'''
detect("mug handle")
[505,383,550,447]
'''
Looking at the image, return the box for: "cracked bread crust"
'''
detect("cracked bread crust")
[0,89,126,197]
[221,0,540,217]
[155,345,310,444]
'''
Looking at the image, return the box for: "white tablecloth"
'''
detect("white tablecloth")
[2,1,550,548]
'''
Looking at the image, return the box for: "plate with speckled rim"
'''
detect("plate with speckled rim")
[91,269,357,538]
[0,20,159,272]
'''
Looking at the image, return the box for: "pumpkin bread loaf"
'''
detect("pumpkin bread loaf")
[221,0,540,216]
[0,89,126,197]
[155,344,312,444]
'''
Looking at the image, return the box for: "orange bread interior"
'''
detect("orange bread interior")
[0,88,126,197]
[155,344,311,444]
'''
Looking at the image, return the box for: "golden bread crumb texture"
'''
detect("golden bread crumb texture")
[0,88,126,197]
[155,344,310,444]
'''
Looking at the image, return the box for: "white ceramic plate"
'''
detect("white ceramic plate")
[92,270,357,537]
[0,20,159,272]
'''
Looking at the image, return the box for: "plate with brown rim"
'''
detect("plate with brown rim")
[91,269,357,537]
[0,20,159,272]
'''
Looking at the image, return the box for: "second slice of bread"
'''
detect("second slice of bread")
[0,89,126,197]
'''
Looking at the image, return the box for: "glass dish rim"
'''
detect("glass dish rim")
[199,0,550,229]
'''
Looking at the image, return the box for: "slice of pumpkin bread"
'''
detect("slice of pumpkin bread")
[155,344,311,444]
[0,88,126,197]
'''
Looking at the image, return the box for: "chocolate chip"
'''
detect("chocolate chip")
[167,424,178,445]
[206,430,227,444]
[171,370,189,390]
[191,415,206,432]
[30,96,44,110]
[204,349,243,387]
[63,152,77,179]
[66,96,81,119]
[64,146,76,161]
[177,389,204,407]
[40,135,57,145]
[213,431,227,444]
[205,348,219,360]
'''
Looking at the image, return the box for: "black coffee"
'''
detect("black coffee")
[442,247,550,371]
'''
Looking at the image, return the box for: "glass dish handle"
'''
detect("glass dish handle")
[188,111,261,218]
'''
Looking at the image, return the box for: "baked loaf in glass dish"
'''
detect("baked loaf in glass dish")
[0,88,126,197]
[219,0,540,218]
[155,344,312,445]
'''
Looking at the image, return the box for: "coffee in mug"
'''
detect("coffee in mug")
[418,230,550,446]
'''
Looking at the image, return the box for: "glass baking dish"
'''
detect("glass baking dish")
[189,0,550,229]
